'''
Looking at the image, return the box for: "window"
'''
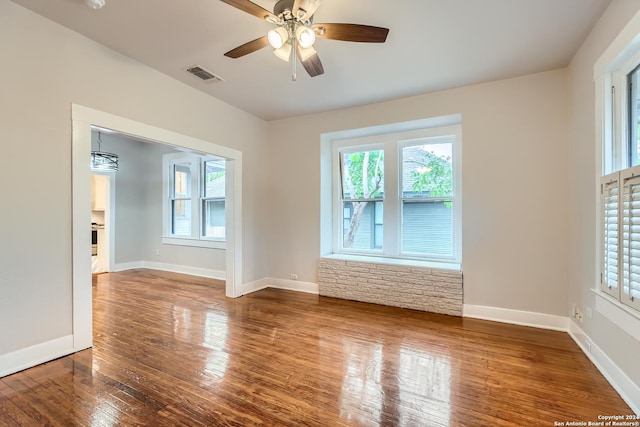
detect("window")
[629,65,640,167]
[333,125,461,263]
[600,168,640,312]
[163,152,226,248]
[597,24,640,314]
[202,159,226,239]
[171,162,192,236]
[401,139,454,257]
[340,149,384,250]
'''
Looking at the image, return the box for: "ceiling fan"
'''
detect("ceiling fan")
[219,0,389,80]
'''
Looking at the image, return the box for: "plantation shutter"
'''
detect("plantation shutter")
[621,167,640,311]
[602,174,620,299]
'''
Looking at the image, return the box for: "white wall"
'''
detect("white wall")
[0,0,267,356]
[568,0,640,388]
[267,68,569,317]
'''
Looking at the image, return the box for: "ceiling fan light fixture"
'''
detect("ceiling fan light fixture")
[268,27,289,49]
[84,0,105,9]
[273,43,292,62]
[298,45,316,61]
[295,8,308,21]
[296,26,316,49]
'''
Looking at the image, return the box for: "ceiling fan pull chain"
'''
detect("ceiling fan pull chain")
[292,39,297,81]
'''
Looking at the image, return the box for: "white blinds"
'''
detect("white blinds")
[602,167,640,312]
[602,174,620,299]
[621,169,640,311]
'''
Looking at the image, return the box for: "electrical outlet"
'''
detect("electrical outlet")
[577,309,584,323]
[155,249,160,256]
[290,274,298,280]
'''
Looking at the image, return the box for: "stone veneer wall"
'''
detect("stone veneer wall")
[318,258,463,316]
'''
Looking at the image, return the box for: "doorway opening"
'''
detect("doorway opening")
[71,105,243,352]
[90,172,114,274]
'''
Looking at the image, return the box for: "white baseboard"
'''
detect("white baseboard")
[0,335,74,378]
[463,304,569,331]
[568,320,640,415]
[114,261,225,280]
[239,278,319,296]
[240,278,270,296]
[113,261,144,271]
[269,278,319,295]
[462,305,638,414]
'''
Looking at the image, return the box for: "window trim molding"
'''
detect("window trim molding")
[594,7,640,327]
[324,117,462,265]
[160,236,225,249]
[592,289,640,344]
[162,151,227,248]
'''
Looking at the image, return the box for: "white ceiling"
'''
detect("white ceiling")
[10,0,611,121]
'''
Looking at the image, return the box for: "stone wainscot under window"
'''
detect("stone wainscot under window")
[318,258,463,316]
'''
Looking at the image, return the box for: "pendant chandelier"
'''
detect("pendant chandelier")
[91,132,119,172]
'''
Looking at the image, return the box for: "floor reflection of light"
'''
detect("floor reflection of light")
[397,347,451,426]
[337,339,452,427]
[172,305,193,342]
[203,311,229,380]
[339,340,384,426]
[90,400,119,427]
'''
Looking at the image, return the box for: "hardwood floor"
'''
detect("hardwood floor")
[0,269,632,426]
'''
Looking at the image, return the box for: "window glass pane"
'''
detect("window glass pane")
[204,160,226,198]
[341,150,384,200]
[172,200,191,236]
[342,201,382,250]
[402,200,453,256]
[203,200,225,239]
[174,163,191,198]
[629,67,640,167]
[402,142,453,198]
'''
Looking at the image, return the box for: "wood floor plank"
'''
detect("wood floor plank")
[0,269,633,425]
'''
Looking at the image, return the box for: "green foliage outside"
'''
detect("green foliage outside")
[342,148,453,248]
[342,150,384,199]
[408,149,453,207]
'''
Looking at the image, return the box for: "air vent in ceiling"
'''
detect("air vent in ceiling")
[186,65,224,83]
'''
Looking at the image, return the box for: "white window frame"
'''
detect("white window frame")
[604,53,640,174]
[595,10,640,324]
[162,152,226,249]
[331,125,462,264]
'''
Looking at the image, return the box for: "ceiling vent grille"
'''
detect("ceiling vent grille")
[186,65,224,83]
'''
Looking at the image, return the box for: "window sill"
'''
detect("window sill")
[161,237,225,250]
[591,288,640,343]
[322,253,461,273]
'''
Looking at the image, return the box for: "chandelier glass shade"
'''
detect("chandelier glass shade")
[91,132,119,172]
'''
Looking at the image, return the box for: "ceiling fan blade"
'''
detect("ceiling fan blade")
[292,0,321,21]
[312,23,389,43]
[219,0,277,22]
[298,48,324,77]
[224,36,270,58]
